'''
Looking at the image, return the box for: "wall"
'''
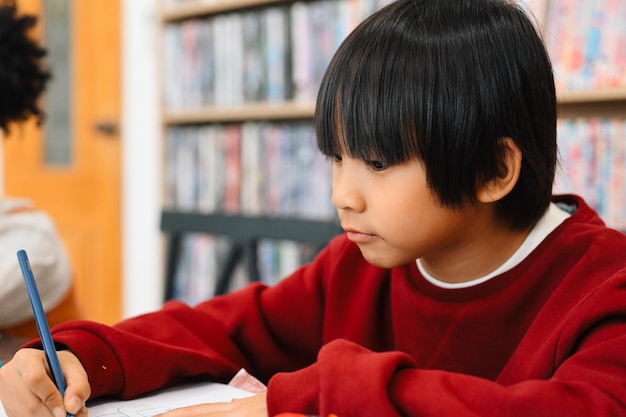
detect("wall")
[122,0,163,317]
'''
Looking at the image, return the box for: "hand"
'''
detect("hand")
[0,348,90,417]
[156,392,268,417]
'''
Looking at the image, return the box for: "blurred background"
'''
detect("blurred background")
[2,0,625,326]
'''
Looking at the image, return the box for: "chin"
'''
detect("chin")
[360,250,410,269]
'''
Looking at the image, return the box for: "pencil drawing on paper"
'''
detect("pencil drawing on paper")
[91,404,171,417]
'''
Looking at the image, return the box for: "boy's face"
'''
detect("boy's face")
[332,154,484,270]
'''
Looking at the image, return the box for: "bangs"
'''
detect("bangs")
[315,9,424,165]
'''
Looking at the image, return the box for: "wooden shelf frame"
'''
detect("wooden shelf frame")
[162,101,316,125]
[161,0,295,22]
[161,91,626,126]
[557,88,626,118]
[557,87,626,103]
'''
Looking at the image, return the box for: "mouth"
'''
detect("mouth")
[343,226,380,243]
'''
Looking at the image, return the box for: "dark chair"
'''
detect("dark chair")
[160,211,342,301]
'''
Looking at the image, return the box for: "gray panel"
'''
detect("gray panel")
[43,0,72,166]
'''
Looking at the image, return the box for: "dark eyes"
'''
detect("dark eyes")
[331,154,388,171]
[366,160,388,171]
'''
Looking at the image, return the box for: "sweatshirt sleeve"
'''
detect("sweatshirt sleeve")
[266,268,626,417]
[47,301,253,399]
[267,330,626,417]
[43,236,344,400]
[268,339,416,416]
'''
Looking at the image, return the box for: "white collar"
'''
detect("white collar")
[418,203,571,289]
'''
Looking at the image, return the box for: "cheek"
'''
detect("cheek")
[377,183,454,243]
[384,181,437,218]
[376,187,430,233]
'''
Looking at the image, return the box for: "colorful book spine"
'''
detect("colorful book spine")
[161,0,389,107]
[554,118,626,230]
[545,0,626,91]
[164,122,335,219]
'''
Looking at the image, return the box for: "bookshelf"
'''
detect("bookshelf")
[158,0,626,303]
[158,0,387,302]
[541,0,626,229]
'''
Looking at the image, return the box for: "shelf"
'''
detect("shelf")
[557,87,626,118]
[557,87,626,104]
[161,0,294,22]
[162,101,316,125]
[162,91,626,125]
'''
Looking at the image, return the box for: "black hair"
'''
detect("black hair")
[316,0,557,230]
[0,5,50,134]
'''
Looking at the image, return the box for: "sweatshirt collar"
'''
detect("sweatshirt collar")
[417,202,571,290]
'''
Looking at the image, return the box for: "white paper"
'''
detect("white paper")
[0,382,253,417]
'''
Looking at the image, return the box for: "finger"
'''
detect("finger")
[57,351,90,415]
[73,403,90,417]
[25,367,66,417]
[1,349,63,417]
[156,399,256,417]
[156,394,268,417]
[156,403,231,417]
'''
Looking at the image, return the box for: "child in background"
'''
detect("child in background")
[2,0,626,416]
[0,4,78,339]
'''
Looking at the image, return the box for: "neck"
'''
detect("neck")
[420,210,532,284]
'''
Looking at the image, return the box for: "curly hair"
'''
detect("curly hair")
[0,5,51,134]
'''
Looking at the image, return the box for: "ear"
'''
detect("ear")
[476,137,522,203]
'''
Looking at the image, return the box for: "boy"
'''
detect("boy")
[2,0,626,416]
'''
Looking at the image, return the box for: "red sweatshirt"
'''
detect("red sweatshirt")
[47,195,626,416]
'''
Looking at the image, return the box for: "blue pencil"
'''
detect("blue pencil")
[17,249,73,417]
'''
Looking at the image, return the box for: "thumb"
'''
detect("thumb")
[58,351,91,415]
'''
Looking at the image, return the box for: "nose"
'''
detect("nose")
[331,158,366,213]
